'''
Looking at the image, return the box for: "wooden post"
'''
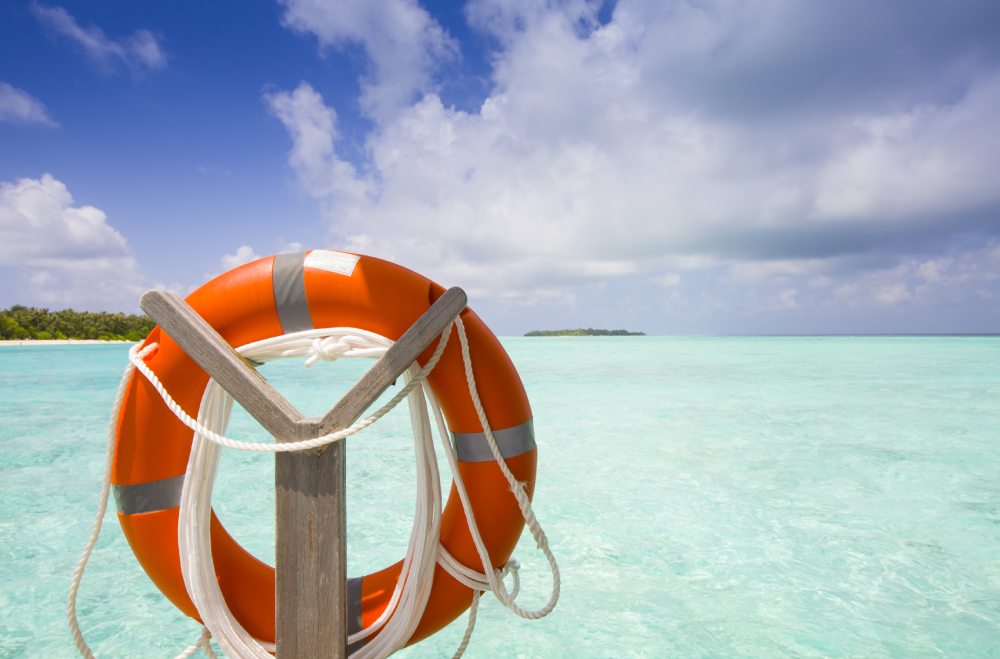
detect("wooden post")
[275,417,346,657]
[275,287,466,657]
[140,287,467,658]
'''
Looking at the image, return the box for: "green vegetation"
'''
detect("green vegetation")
[0,305,154,341]
[524,328,646,337]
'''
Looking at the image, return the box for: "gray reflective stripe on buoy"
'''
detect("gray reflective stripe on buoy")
[453,419,536,462]
[112,474,186,514]
[272,251,313,333]
[346,576,365,652]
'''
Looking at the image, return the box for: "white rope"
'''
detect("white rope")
[66,343,216,659]
[449,319,561,620]
[69,318,558,658]
[127,327,452,453]
[452,592,480,659]
[175,628,218,659]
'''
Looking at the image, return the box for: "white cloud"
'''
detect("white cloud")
[727,260,829,284]
[874,283,911,306]
[278,0,457,121]
[773,288,799,310]
[652,273,681,287]
[270,0,1000,324]
[220,245,261,270]
[150,280,191,297]
[0,174,128,264]
[813,76,1000,222]
[775,242,1000,314]
[209,243,307,281]
[916,259,951,283]
[0,174,143,310]
[31,3,167,76]
[0,82,57,127]
[264,82,371,204]
[200,245,261,282]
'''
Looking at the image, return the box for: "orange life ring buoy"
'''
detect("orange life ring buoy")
[111,250,537,647]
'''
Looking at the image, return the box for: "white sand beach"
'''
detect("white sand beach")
[0,339,135,346]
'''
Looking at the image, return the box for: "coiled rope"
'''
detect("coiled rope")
[68,317,559,658]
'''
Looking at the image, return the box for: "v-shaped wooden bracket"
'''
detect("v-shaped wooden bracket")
[140,285,468,659]
[140,286,467,442]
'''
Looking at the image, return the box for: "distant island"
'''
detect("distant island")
[524,328,646,337]
[0,305,154,341]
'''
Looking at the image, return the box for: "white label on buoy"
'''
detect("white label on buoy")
[304,250,360,276]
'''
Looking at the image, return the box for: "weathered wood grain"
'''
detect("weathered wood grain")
[140,290,302,439]
[276,416,346,658]
[316,286,467,438]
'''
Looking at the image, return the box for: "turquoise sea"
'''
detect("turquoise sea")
[2,337,999,657]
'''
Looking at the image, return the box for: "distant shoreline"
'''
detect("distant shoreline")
[0,339,134,346]
[525,328,646,337]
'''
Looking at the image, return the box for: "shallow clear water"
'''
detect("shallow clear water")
[1,337,999,657]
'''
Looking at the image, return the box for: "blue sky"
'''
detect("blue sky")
[2,0,999,334]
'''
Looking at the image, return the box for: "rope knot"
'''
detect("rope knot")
[303,335,356,367]
[509,479,530,496]
[500,558,522,600]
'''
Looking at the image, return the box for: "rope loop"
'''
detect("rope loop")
[68,316,559,659]
[303,334,371,367]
